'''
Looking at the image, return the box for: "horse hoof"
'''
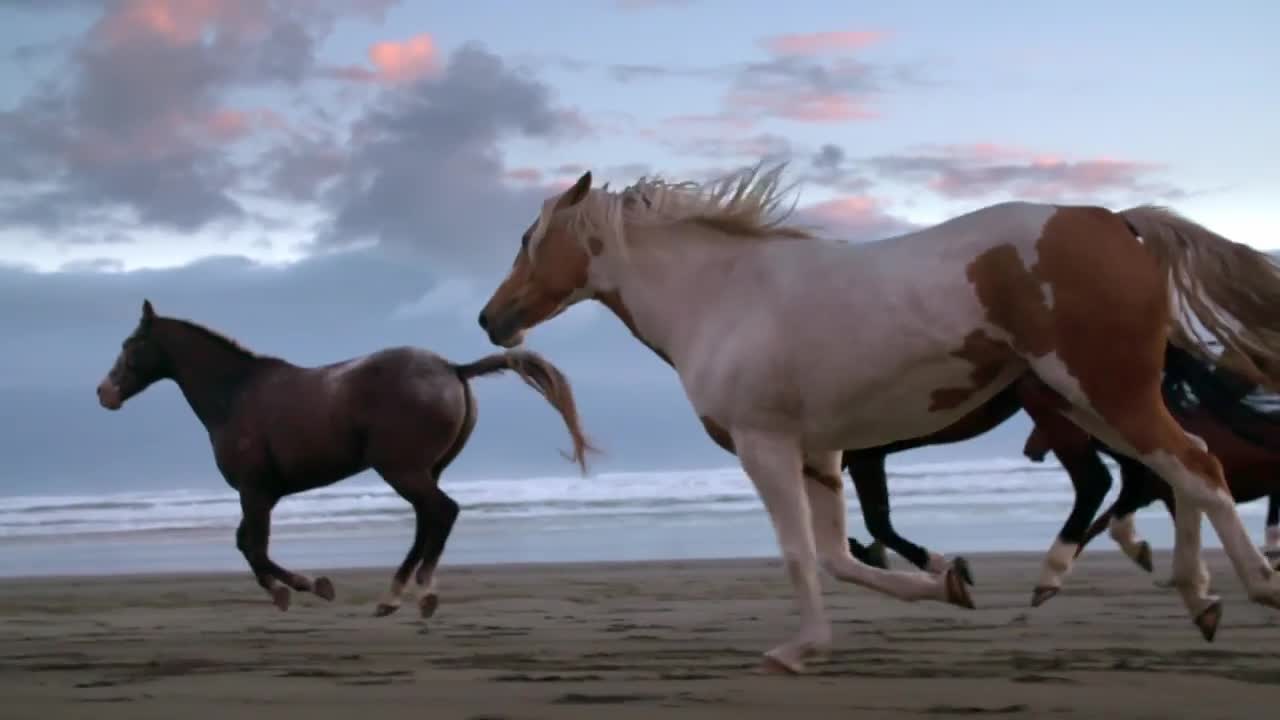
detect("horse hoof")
[953,556,975,586]
[1030,585,1059,608]
[1135,542,1154,573]
[271,586,291,612]
[758,653,803,675]
[419,592,439,619]
[945,565,975,609]
[374,602,400,618]
[313,576,336,601]
[866,541,889,570]
[1195,600,1222,642]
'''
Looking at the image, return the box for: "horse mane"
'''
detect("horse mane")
[572,161,821,254]
[159,316,275,362]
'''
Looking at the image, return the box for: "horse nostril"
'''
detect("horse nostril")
[477,311,489,331]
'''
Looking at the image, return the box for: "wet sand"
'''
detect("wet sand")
[2,550,1279,718]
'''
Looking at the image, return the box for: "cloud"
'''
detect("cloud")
[0,0,394,234]
[327,32,441,84]
[759,30,888,56]
[800,196,920,242]
[868,143,1184,203]
[313,43,588,275]
[803,144,875,194]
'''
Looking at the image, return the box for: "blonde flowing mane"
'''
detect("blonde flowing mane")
[562,161,820,257]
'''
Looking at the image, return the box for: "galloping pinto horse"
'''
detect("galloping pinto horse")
[478,162,1280,674]
[96,300,593,617]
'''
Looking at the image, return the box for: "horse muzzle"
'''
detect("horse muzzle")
[96,380,123,410]
[477,307,526,349]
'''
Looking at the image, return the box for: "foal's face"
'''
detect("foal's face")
[478,171,596,348]
[96,300,168,410]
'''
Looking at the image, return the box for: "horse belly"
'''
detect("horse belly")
[803,347,1025,452]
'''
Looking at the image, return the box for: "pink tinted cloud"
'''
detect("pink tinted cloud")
[874,143,1175,201]
[760,31,888,56]
[369,34,439,83]
[504,167,544,185]
[329,33,441,85]
[802,195,918,242]
[727,91,877,123]
[94,0,266,48]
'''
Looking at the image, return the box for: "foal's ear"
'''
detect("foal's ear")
[141,299,155,326]
[555,171,592,211]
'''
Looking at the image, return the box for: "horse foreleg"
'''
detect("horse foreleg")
[237,492,333,611]
[844,452,971,584]
[732,429,828,675]
[1031,440,1113,607]
[1017,386,1110,606]
[1103,458,1163,573]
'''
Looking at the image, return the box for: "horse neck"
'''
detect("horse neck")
[155,320,269,430]
[598,223,759,364]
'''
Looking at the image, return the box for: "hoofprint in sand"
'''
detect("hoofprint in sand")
[477,162,1280,673]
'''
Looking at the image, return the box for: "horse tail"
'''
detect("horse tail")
[1121,204,1280,391]
[452,351,597,473]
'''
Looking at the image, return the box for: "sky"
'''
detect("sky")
[1,0,1277,494]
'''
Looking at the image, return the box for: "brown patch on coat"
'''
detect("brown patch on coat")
[963,206,1181,459]
[1182,444,1230,491]
[928,330,1014,412]
[965,245,1054,356]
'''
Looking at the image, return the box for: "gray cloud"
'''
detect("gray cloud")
[313,44,585,275]
[867,145,1185,203]
[0,0,394,234]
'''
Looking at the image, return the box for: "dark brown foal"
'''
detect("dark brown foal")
[97,300,594,616]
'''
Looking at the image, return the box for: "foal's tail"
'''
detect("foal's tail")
[453,351,597,473]
[1123,205,1280,392]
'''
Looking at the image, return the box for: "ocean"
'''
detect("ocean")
[0,457,1270,579]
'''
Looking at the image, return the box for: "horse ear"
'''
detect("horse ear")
[555,171,592,211]
[141,299,155,326]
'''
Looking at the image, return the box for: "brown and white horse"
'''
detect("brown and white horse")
[477,163,1280,674]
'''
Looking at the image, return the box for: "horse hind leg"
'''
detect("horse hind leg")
[374,470,460,620]
[1028,359,1276,639]
[1265,494,1280,561]
[806,452,973,609]
[412,486,460,619]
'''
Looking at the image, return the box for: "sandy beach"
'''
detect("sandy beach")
[2,549,1279,719]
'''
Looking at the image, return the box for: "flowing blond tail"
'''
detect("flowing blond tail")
[454,350,598,473]
[1122,204,1280,391]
